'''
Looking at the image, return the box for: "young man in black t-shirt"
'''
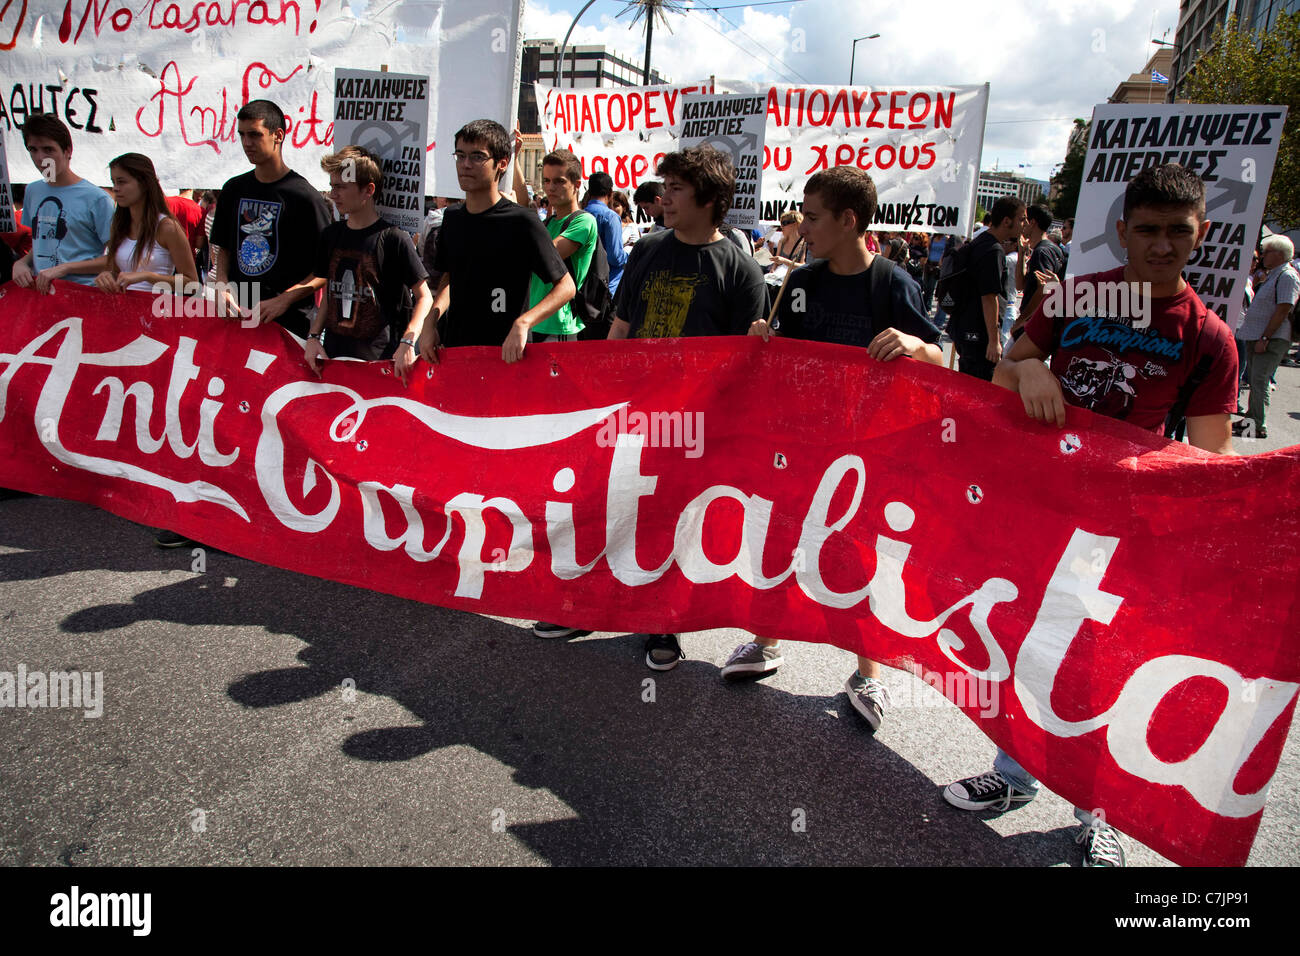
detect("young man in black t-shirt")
[724,165,941,731]
[275,146,433,380]
[951,196,1026,381]
[417,119,573,362]
[604,146,766,670]
[1013,203,1066,334]
[211,100,333,337]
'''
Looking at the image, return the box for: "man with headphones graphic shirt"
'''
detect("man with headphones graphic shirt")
[12,113,114,289]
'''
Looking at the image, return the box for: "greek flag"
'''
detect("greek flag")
[1151,70,1170,83]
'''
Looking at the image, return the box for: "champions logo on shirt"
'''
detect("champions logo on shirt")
[237,199,283,276]
[1056,317,1184,420]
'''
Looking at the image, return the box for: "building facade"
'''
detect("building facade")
[976,172,1051,214]
[1169,0,1298,98]
[1109,48,1175,104]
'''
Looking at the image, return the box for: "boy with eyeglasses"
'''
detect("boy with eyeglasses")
[417,119,573,362]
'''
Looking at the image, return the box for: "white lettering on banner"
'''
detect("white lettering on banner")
[1015,532,1298,817]
[3,318,1297,820]
[0,319,247,517]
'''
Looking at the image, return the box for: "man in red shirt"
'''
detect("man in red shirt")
[166,188,205,268]
[942,163,1236,867]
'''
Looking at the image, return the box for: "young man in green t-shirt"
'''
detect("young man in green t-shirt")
[526,149,598,341]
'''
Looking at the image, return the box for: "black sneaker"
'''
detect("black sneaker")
[643,633,684,671]
[154,529,195,549]
[532,622,592,639]
[1077,821,1126,867]
[942,770,1036,811]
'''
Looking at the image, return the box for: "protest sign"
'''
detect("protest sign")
[539,82,989,233]
[1070,103,1288,322]
[678,93,766,230]
[0,131,13,232]
[0,1,525,194]
[333,70,428,234]
[3,282,1299,867]
[428,0,525,199]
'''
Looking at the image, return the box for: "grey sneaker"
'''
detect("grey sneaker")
[1077,821,1126,867]
[843,672,890,731]
[720,641,783,681]
[532,622,591,639]
[643,633,684,671]
[943,770,1036,811]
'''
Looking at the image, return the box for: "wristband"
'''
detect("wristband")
[400,338,416,349]
[312,331,326,343]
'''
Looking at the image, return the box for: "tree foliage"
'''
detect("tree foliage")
[1184,11,1300,229]
[1050,119,1089,220]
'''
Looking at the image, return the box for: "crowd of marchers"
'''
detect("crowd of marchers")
[4,104,1299,870]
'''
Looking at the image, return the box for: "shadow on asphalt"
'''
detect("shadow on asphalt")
[5,499,1085,866]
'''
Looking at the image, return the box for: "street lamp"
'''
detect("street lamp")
[849,34,881,85]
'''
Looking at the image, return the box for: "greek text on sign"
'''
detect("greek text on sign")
[678,93,766,231]
[1070,104,1287,324]
[539,82,988,233]
[333,69,429,234]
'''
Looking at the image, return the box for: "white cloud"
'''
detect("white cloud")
[524,0,1181,179]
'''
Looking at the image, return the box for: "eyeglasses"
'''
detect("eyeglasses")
[452,150,493,165]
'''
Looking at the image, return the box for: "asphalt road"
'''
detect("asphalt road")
[1,358,1297,868]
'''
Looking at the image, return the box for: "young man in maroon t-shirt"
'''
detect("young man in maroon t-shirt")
[941,163,1237,868]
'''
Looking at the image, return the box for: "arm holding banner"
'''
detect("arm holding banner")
[993,333,1066,427]
[253,274,325,326]
[1186,415,1233,455]
[11,253,35,288]
[503,273,576,363]
[395,280,434,386]
[212,247,248,320]
[116,219,200,292]
[417,274,450,365]
[33,256,109,294]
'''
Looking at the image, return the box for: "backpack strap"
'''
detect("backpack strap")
[868,253,895,324]
[1163,305,1213,439]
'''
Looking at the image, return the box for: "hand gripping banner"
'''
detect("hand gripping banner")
[2,282,1298,866]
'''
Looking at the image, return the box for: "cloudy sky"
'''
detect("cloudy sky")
[524,0,1182,183]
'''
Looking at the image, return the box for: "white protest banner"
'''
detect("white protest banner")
[0,132,13,232]
[0,1,443,189]
[678,93,766,230]
[333,70,428,233]
[428,0,525,198]
[1070,103,1288,322]
[539,81,989,234]
[537,80,715,190]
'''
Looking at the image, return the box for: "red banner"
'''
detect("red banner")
[2,283,1299,866]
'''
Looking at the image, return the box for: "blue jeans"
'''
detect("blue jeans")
[993,748,1097,825]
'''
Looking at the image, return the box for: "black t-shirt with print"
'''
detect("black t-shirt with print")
[778,259,940,348]
[212,169,333,335]
[613,229,765,338]
[314,218,427,340]
[434,197,567,347]
[952,229,1007,341]
[1020,238,1066,319]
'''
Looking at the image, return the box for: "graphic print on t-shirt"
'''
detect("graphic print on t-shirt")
[637,270,707,338]
[1056,313,1183,421]
[237,198,282,276]
[30,196,67,271]
[324,248,381,338]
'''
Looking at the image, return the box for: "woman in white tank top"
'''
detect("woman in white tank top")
[96,153,198,294]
